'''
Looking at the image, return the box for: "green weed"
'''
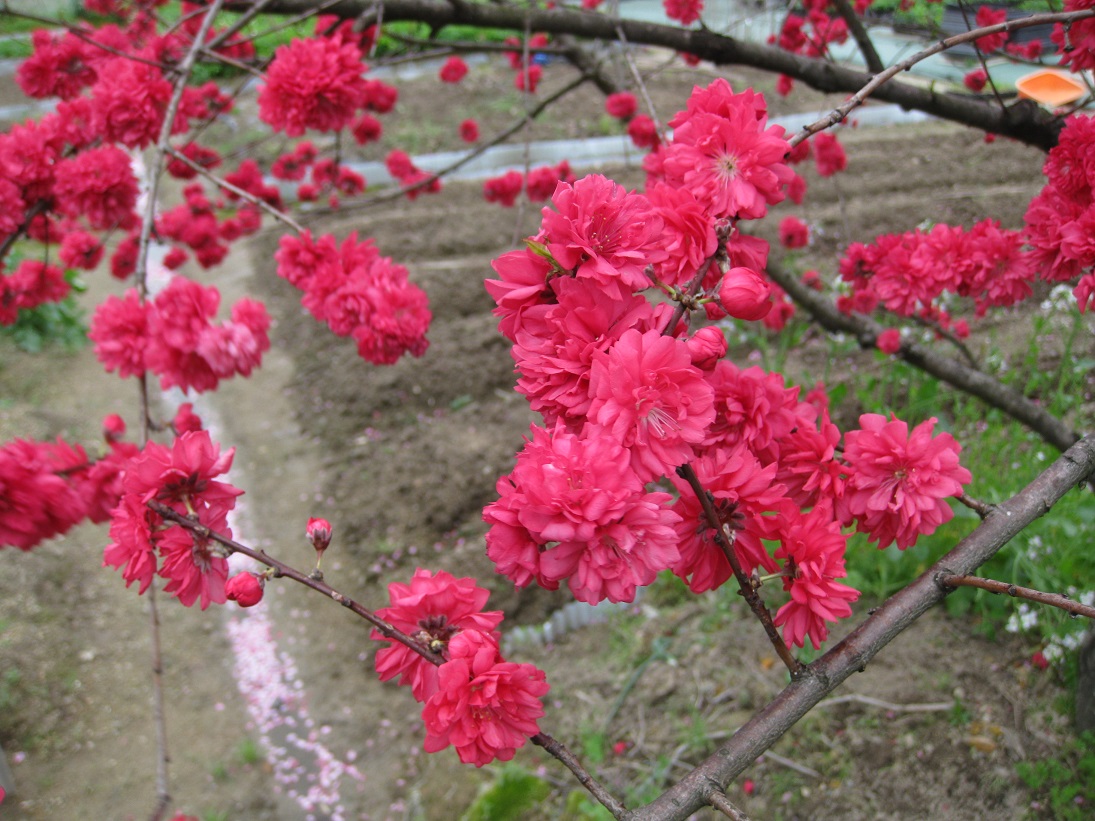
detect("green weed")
[1016,731,1095,820]
[459,763,551,821]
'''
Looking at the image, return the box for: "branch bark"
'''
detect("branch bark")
[232,0,1095,150]
[624,433,1095,821]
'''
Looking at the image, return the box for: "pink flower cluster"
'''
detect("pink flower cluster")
[275,230,431,364]
[384,150,441,200]
[0,420,137,551]
[1052,0,1095,72]
[89,276,271,392]
[258,36,370,137]
[839,219,1037,319]
[482,161,575,207]
[372,570,549,766]
[772,0,850,60]
[104,429,241,608]
[479,81,977,650]
[270,142,365,206]
[1023,114,1095,312]
[0,260,71,325]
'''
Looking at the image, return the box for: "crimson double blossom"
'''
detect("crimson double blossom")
[371,570,548,766]
[103,429,242,609]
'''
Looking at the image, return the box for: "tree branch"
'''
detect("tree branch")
[230,0,1095,150]
[940,574,1095,620]
[624,434,1095,821]
[830,0,884,75]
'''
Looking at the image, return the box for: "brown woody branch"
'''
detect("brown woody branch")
[231,0,1095,151]
[940,574,1095,620]
[624,433,1095,820]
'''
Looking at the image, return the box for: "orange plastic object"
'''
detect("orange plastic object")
[1015,69,1087,107]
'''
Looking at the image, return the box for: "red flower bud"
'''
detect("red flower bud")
[307,517,333,553]
[103,414,126,442]
[717,267,772,321]
[172,403,203,434]
[225,572,265,607]
[685,326,727,370]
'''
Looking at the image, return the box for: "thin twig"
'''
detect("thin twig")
[146,584,170,821]
[676,464,804,679]
[148,502,441,663]
[532,732,629,819]
[940,574,1095,619]
[136,0,226,301]
[153,502,626,817]
[815,693,955,712]
[164,145,305,234]
[956,492,995,519]
[205,0,279,51]
[307,72,591,216]
[760,749,821,778]
[708,790,751,820]
[790,9,1095,147]
[956,0,1009,111]
[631,435,1095,820]
[830,0,884,74]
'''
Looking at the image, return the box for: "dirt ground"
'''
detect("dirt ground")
[0,49,1083,821]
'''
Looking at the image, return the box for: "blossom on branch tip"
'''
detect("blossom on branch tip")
[605,91,638,120]
[373,569,503,702]
[421,633,549,766]
[772,504,859,650]
[842,414,972,550]
[459,118,479,143]
[651,80,793,221]
[439,56,469,83]
[104,430,241,608]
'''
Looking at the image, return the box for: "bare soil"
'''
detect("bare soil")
[0,51,1080,821]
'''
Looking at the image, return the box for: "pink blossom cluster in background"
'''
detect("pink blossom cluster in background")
[483,161,575,207]
[1023,114,1095,312]
[0,421,136,551]
[89,276,271,393]
[839,219,1037,320]
[274,230,431,365]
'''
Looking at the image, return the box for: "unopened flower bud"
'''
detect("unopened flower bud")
[225,572,265,607]
[685,326,727,371]
[173,403,203,434]
[718,267,772,321]
[102,414,126,443]
[307,517,332,558]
